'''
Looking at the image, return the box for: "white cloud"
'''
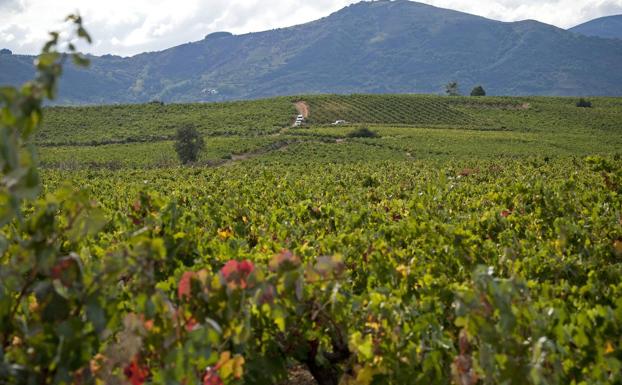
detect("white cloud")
[0,32,15,42]
[0,0,620,56]
[427,0,622,28]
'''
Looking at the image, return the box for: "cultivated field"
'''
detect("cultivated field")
[39,94,622,168]
[6,93,622,384]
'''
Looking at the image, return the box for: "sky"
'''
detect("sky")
[1,0,621,57]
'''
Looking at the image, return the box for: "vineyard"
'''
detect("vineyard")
[39,137,298,169]
[35,94,622,169]
[301,94,622,132]
[35,157,622,385]
[303,94,477,127]
[38,94,622,149]
[2,24,622,385]
[39,99,296,146]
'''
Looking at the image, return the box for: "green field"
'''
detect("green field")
[5,94,622,384]
[39,98,296,145]
[38,94,622,169]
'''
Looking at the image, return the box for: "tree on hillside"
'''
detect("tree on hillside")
[174,125,205,164]
[445,81,460,96]
[470,85,486,96]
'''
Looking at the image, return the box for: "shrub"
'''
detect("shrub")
[576,98,592,108]
[470,85,486,97]
[347,127,379,138]
[174,125,205,164]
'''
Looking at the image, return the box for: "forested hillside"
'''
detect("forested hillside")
[3,0,622,104]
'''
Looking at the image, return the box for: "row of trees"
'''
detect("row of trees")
[444,82,594,108]
[445,82,486,97]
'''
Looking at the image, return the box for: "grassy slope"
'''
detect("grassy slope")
[38,94,622,168]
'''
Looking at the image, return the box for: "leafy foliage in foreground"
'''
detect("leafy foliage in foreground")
[31,156,622,385]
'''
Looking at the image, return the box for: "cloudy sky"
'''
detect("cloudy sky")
[1,0,621,57]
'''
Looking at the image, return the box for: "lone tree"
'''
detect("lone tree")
[445,81,460,96]
[174,125,205,164]
[470,85,486,96]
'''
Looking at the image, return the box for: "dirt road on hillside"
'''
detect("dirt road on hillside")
[294,101,309,118]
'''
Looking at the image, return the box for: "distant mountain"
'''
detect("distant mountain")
[3,0,622,104]
[570,15,622,40]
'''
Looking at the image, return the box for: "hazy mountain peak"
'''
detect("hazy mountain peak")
[570,14,622,40]
[2,1,622,104]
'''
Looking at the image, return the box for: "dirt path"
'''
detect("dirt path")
[287,101,310,130]
[294,101,309,118]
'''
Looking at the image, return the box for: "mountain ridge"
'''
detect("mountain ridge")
[2,0,622,104]
[570,14,622,40]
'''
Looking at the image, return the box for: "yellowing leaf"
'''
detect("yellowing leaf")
[217,351,245,380]
[396,264,408,277]
[232,355,245,379]
[339,365,380,385]
[349,332,374,361]
[365,321,381,332]
[355,365,376,385]
[268,306,287,332]
[218,228,233,240]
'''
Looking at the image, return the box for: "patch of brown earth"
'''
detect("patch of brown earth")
[295,101,310,118]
